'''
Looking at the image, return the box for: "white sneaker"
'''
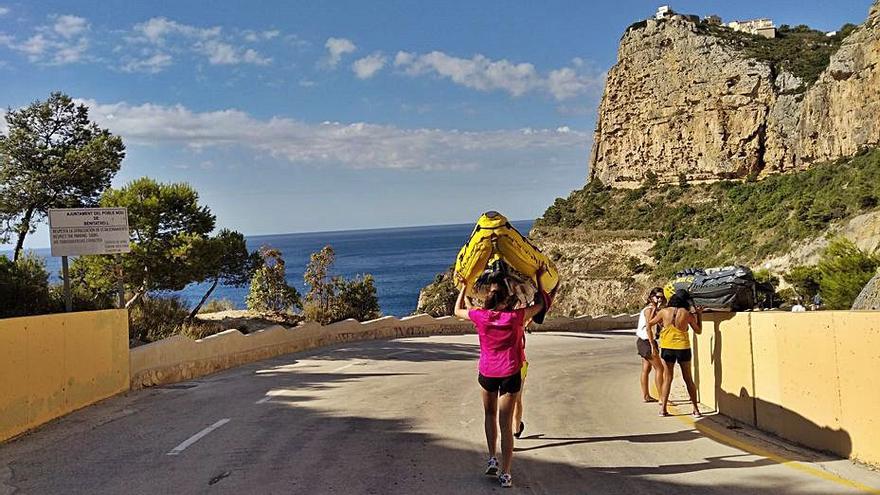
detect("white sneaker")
[499,473,513,488]
[485,457,499,476]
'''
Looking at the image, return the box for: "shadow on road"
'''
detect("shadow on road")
[514,429,704,452]
[302,340,480,363]
[0,336,867,495]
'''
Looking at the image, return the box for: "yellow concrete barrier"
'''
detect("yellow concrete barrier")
[693,310,880,467]
[0,310,129,442]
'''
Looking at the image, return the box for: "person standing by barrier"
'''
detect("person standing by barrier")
[649,289,702,417]
[455,267,545,488]
[636,287,666,402]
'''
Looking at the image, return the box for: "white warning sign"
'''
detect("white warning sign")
[48,208,131,257]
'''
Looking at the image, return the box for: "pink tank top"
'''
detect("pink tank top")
[468,308,526,377]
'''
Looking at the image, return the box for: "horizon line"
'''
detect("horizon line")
[3,218,536,253]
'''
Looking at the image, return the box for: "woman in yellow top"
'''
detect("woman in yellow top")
[648,289,702,418]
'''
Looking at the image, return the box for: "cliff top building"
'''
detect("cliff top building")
[727,18,777,38]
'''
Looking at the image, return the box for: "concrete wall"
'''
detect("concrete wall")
[0,310,130,442]
[130,313,638,389]
[693,311,880,466]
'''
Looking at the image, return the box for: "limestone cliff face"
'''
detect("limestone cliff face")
[590,1,880,186]
[798,2,880,164]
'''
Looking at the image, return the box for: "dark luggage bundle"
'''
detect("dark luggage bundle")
[665,265,757,311]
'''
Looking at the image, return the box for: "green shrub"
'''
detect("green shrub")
[176,319,226,340]
[246,247,302,315]
[329,274,381,322]
[0,253,51,318]
[816,238,880,309]
[302,245,381,324]
[128,295,190,343]
[199,298,237,314]
[415,270,458,317]
[784,265,822,300]
[48,283,114,312]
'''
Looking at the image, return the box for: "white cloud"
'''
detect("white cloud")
[196,39,271,65]
[133,17,220,45]
[394,50,603,101]
[352,52,386,79]
[53,15,88,38]
[18,34,48,58]
[244,29,280,42]
[121,52,172,73]
[125,17,271,69]
[0,6,10,16]
[78,99,589,171]
[6,16,91,65]
[323,37,356,68]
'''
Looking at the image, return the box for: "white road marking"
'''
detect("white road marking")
[331,362,358,372]
[166,419,230,456]
[255,397,272,404]
[387,350,413,358]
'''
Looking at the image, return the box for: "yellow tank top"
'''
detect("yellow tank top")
[659,309,691,350]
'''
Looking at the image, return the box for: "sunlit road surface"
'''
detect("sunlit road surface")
[2,330,879,494]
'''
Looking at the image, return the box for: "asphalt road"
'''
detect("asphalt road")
[2,330,879,494]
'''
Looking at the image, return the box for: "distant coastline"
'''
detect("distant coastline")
[6,220,534,316]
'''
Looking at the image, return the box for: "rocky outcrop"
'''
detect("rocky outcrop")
[590,16,788,186]
[852,271,880,310]
[590,2,880,186]
[529,228,658,316]
[798,3,880,164]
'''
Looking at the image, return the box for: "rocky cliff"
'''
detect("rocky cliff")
[590,1,880,186]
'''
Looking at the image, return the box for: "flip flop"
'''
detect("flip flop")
[659,410,670,417]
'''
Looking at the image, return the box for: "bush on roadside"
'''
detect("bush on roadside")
[415,270,458,317]
[199,298,237,314]
[329,274,381,322]
[246,247,302,315]
[303,245,381,324]
[0,254,51,318]
[817,238,880,309]
[128,295,190,343]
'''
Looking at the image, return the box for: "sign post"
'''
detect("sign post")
[48,208,131,312]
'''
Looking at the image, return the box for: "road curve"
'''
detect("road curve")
[1,330,879,494]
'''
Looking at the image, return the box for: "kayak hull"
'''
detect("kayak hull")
[454,212,559,293]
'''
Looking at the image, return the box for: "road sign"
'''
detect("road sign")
[48,208,131,257]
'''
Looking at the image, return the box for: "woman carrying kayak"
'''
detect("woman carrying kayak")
[455,265,546,488]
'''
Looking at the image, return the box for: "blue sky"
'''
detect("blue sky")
[0,0,872,248]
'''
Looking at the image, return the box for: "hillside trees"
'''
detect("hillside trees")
[303,245,380,324]
[816,238,880,309]
[73,177,253,313]
[0,92,125,261]
[187,229,260,320]
[245,247,301,314]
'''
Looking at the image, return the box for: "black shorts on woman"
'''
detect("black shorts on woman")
[478,371,522,395]
[660,348,692,364]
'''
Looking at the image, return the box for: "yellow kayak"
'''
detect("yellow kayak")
[454,211,559,292]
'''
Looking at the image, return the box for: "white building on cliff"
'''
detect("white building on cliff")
[727,18,777,38]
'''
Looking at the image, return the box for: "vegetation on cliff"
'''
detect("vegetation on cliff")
[537,147,880,279]
[697,22,857,88]
[628,15,856,89]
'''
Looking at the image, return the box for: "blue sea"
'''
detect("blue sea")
[18,220,533,317]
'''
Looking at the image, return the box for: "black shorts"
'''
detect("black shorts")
[478,371,522,395]
[661,348,692,364]
[636,338,655,359]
